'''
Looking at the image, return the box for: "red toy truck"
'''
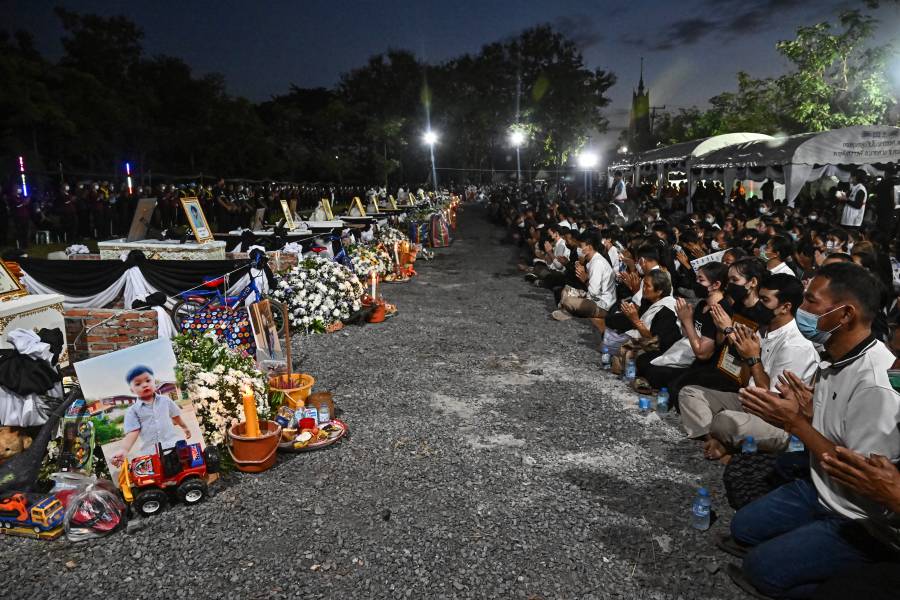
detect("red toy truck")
[118,441,219,517]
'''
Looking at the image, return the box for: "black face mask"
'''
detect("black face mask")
[755,304,776,327]
[693,281,710,298]
[727,283,749,304]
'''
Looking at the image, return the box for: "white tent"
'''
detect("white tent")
[689,125,900,206]
[627,133,773,208]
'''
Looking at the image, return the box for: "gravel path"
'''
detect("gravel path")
[2,205,749,599]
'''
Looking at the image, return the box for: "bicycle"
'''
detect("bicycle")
[170,250,286,335]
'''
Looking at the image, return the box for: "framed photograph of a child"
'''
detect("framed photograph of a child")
[0,260,27,302]
[73,338,206,488]
[181,197,213,243]
[249,300,285,375]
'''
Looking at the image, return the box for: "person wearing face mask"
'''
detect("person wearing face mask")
[727,262,900,598]
[681,274,817,461]
[762,235,797,277]
[636,262,733,401]
[552,231,616,331]
[714,258,771,329]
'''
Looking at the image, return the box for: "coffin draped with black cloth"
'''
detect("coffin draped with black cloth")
[18,250,275,339]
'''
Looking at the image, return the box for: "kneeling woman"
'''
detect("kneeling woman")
[615,269,681,354]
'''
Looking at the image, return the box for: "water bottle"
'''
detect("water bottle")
[742,435,758,454]
[624,357,636,382]
[638,396,651,413]
[318,404,331,424]
[691,488,712,531]
[601,346,611,370]
[788,435,804,453]
[656,388,669,413]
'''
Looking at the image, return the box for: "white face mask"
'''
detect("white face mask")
[706,216,715,224]
[711,241,720,250]
[826,240,835,251]
[576,247,584,258]
[809,214,818,221]
[847,242,854,252]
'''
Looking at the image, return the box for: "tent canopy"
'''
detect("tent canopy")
[635,132,773,167]
[689,126,900,204]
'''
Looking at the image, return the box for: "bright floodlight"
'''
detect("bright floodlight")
[423,131,438,145]
[578,151,598,169]
[510,130,525,147]
[619,145,628,154]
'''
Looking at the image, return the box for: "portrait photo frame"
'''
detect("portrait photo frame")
[180,197,213,243]
[126,197,158,242]
[0,260,27,302]
[280,199,296,230]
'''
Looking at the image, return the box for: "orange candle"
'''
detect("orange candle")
[242,386,260,437]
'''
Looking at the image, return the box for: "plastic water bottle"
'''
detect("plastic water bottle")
[742,435,758,454]
[638,396,651,413]
[788,435,804,453]
[691,488,712,531]
[601,346,611,370]
[318,404,331,424]
[656,388,669,413]
[624,358,636,382]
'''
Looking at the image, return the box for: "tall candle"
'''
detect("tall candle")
[242,386,261,437]
[370,271,377,299]
[393,242,400,272]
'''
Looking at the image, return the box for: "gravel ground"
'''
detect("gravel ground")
[1,205,750,599]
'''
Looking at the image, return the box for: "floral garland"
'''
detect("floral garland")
[174,331,271,448]
[272,256,364,334]
[348,244,391,278]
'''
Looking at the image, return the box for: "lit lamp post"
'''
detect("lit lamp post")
[578,151,598,200]
[510,130,525,194]
[423,130,438,190]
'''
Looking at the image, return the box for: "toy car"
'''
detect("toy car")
[118,441,219,517]
[0,492,65,537]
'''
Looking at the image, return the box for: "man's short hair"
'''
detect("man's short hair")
[760,273,804,316]
[768,235,794,260]
[815,262,882,322]
[635,245,661,263]
[645,269,672,297]
[126,365,154,385]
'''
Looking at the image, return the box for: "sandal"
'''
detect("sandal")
[725,564,773,599]
[633,377,654,395]
[716,534,750,559]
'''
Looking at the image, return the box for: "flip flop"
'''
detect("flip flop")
[716,534,750,559]
[725,564,773,599]
[633,377,654,395]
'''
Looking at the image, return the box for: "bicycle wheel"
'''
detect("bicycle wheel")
[268,299,287,338]
[171,298,210,331]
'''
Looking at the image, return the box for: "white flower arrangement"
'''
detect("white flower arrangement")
[65,244,90,255]
[174,331,271,448]
[272,256,364,333]
[376,226,409,247]
[348,244,392,278]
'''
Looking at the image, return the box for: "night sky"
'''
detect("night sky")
[7,0,900,145]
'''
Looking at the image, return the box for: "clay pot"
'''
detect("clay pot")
[367,301,386,323]
[269,373,315,409]
[227,420,281,473]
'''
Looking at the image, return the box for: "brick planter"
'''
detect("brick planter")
[64,308,159,361]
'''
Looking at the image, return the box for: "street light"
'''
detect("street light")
[510,130,525,193]
[578,151,598,199]
[423,130,438,189]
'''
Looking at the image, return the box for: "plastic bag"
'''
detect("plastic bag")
[64,479,127,541]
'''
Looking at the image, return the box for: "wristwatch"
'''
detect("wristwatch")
[745,356,762,367]
[723,326,735,335]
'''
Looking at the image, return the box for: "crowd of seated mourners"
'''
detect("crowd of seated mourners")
[489,168,900,598]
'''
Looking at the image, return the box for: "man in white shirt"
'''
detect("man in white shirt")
[679,274,817,456]
[839,170,868,229]
[612,171,628,203]
[528,225,570,284]
[728,263,900,598]
[762,235,797,277]
[552,231,615,331]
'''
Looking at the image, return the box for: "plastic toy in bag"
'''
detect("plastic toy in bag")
[63,480,127,542]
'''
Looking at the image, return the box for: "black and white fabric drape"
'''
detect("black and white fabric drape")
[19,251,273,339]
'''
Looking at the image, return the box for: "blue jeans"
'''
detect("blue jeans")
[731,479,891,598]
